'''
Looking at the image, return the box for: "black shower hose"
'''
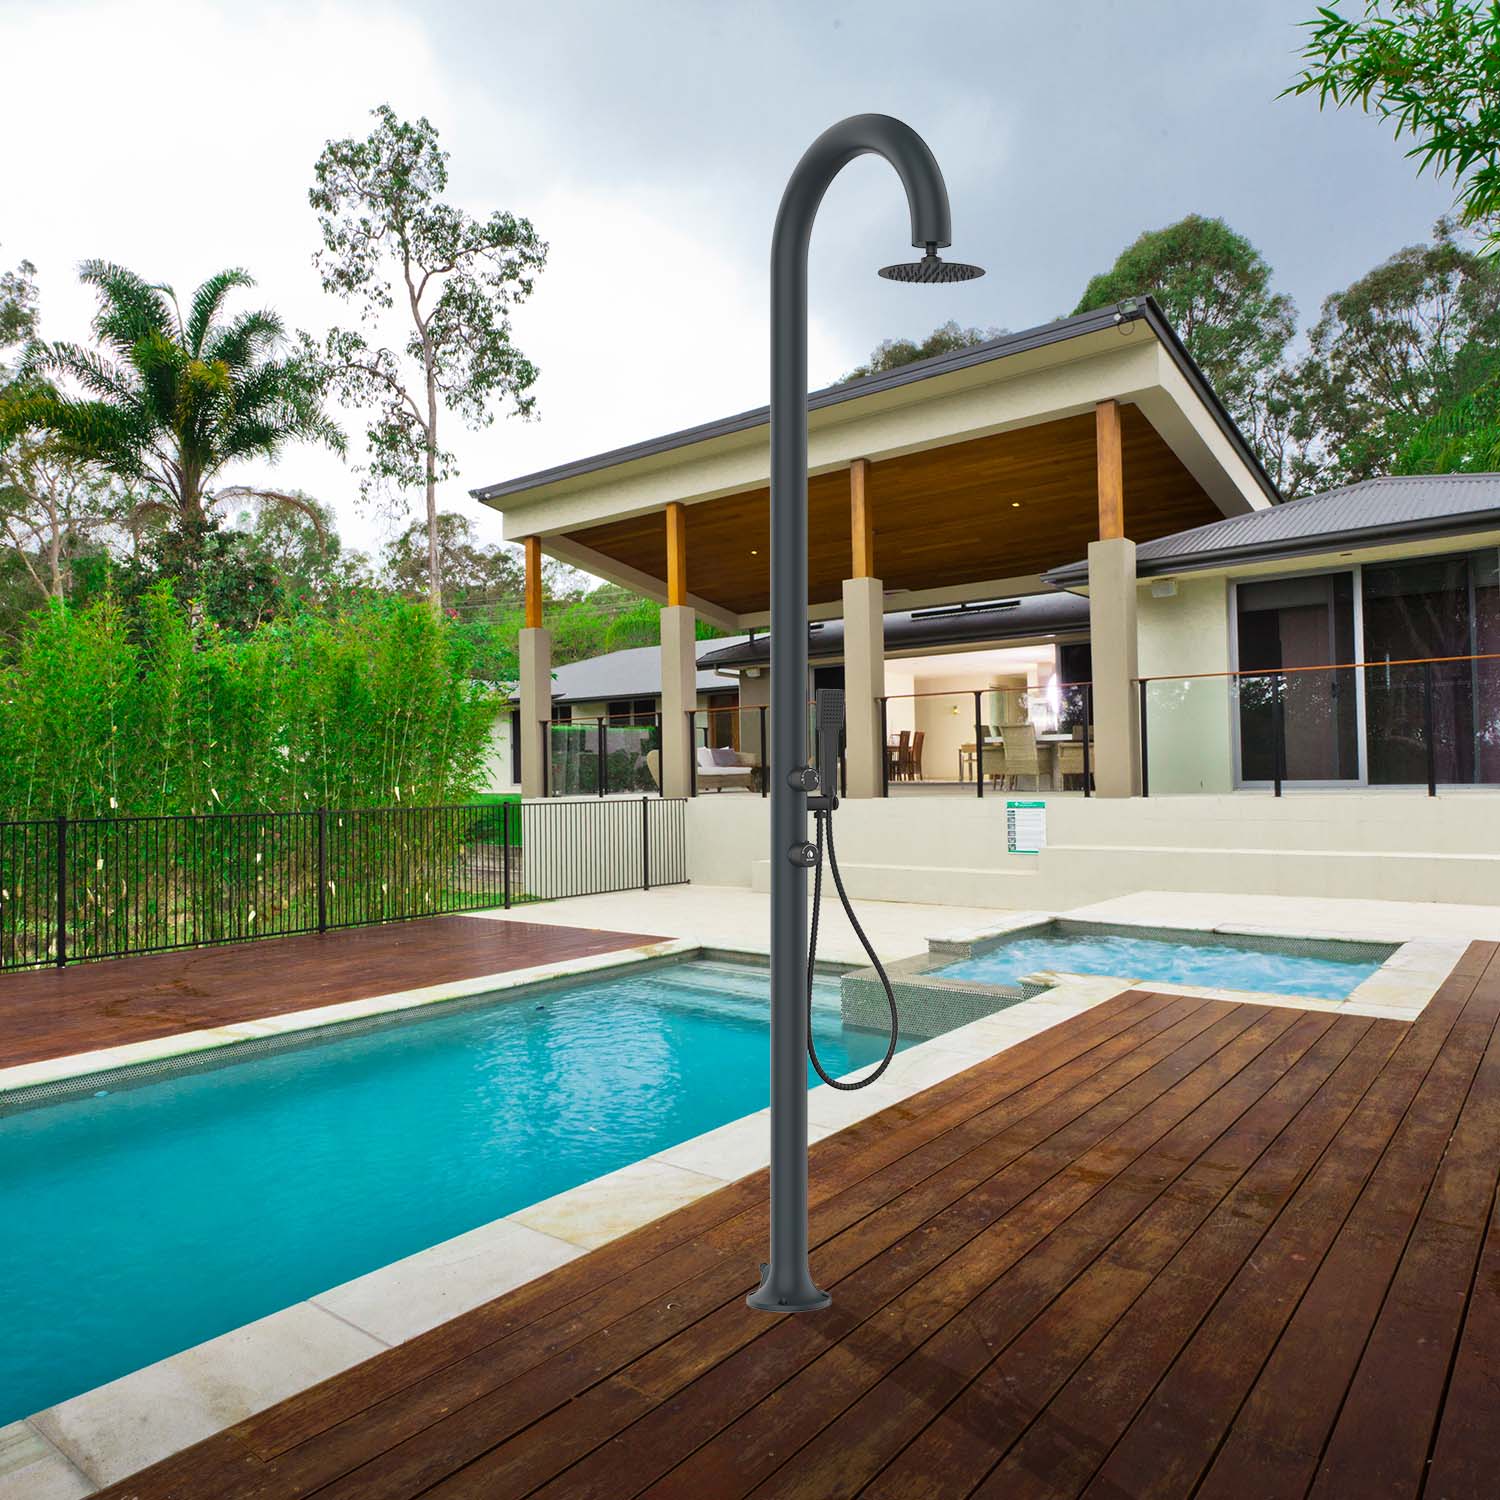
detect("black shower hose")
[805,809,900,1090]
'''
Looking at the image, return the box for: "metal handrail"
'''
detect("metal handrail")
[1137,653,1500,684]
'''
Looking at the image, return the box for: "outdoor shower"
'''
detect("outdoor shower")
[749,115,984,1313]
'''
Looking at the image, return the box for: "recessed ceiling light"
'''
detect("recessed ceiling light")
[750,548,759,555]
[1010,501,1021,508]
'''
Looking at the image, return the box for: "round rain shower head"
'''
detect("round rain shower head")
[878,245,985,284]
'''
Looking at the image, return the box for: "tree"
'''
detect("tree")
[1286,1,1500,248]
[0,253,127,611]
[840,320,1002,382]
[228,490,374,604]
[1074,215,1297,461]
[6,262,340,553]
[0,434,123,601]
[0,249,39,365]
[310,104,547,610]
[381,511,525,605]
[1292,217,1500,486]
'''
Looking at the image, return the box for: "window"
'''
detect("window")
[1234,572,1358,782]
[1229,548,1500,787]
[606,698,657,726]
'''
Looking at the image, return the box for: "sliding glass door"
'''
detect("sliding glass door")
[1234,572,1359,783]
[1230,549,1500,789]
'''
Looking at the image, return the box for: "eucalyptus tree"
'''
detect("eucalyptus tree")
[1293,218,1500,487]
[6,262,340,556]
[310,104,547,610]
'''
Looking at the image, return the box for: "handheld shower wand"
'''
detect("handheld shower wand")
[749,116,982,1314]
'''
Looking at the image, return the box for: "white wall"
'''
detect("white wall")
[482,715,518,792]
[687,791,1500,909]
[1136,575,1235,793]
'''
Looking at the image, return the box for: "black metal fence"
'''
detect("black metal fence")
[0,797,689,972]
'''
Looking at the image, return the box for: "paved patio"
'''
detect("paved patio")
[75,941,1500,1500]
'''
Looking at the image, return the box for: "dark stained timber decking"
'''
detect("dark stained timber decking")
[0,915,666,1069]
[89,946,1500,1500]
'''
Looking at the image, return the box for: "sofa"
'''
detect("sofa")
[696,745,760,791]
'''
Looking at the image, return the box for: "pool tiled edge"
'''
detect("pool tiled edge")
[1,962,1134,1498]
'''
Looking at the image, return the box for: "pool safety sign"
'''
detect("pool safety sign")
[1006,800,1047,854]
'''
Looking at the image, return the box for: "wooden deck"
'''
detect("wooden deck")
[94,942,1500,1500]
[0,916,665,1069]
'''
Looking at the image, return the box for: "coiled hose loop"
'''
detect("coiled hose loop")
[805,810,899,1090]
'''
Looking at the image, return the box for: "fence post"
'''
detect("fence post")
[316,808,329,931]
[1138,679,1150,798]
[879,696,889,798]
[974,690,985,800]
[597,718,607,797]
[55,814,67,968]
[502,799,512,909]
[1272,675,1284,798]
[641,795,650,890]
[1082,685,1092,799]
[687,712,697,795]
[1424,661,1437,796]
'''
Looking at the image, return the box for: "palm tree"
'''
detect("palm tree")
[7,262,341,541]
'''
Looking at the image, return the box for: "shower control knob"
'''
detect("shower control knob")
[787,841,820,868]
[786,766,820,792]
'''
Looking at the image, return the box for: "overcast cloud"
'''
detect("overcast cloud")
[0,0,1458,561]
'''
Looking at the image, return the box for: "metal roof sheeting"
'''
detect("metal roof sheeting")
[508,635,750,705]
[696,591,1091,668]
[1043,474,1500,587]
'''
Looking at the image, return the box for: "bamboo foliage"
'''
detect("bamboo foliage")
[0,586,498,819]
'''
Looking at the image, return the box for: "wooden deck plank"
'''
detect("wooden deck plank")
[974,1016,1412,1500]
[1199,961,1500,1500]
[645,1008,1309,1500]
[1307,980,1500,1499]
[1425,1170,1500,1499]
[0,914,666,1067]
[85,944,1500,1500]
[148,993,1193,1500]
[1079,956,1496,1500]
[849,1012,1371,1500]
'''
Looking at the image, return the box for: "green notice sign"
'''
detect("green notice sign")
[1006,800,1047,854]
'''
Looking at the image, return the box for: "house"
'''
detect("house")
[472,298,1500,907]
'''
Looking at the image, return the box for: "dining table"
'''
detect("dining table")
[958,732,1089,791]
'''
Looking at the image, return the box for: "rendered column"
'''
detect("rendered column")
[659,605,698,797]
[842,576,885,797]
[1088,537,1140,797]
[519,626,552,799]
[739,667,770,766]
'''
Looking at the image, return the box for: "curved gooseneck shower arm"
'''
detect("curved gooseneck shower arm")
[751,116,961,1313]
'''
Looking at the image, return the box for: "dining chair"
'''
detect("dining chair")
[909,729,925,781]
[999,723,1039,791]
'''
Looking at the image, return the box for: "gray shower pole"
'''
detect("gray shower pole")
[749,115,956,1312]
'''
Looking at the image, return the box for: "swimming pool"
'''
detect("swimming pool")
[0,958,904,1425]
[934,926,1386,999]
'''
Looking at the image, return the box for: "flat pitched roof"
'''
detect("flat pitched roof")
[471,297,1279,510]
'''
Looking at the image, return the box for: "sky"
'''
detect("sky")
[0,0,1460,567]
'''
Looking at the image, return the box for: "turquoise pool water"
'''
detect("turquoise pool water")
[936,930,1382,999]
[0,959,902,1424]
